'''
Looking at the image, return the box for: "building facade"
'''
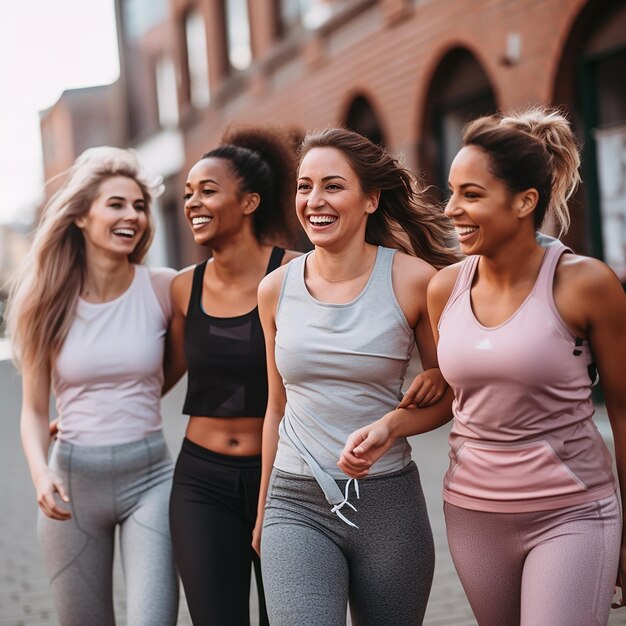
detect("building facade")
[39,0,626,276]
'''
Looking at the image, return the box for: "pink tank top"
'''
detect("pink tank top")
[52,265,174,446]
[438,241,615,512]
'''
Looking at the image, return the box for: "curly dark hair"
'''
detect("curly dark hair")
[201,124,299,246]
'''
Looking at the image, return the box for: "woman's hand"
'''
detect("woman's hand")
[252,517,263,557]
[48,418,59,440]
[34,470,71,520]
[338,417,395,478]
[398,367,447,408]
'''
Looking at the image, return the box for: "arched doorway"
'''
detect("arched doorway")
[344,95,386,146]
[419,48,497,195]
[554,1,626,279]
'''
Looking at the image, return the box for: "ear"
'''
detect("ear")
[74,216,86,229]
[514,188,539,220]
[242,192,260,216]
[365,190,380,215]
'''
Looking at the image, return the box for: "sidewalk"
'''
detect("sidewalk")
[2,355,625,625]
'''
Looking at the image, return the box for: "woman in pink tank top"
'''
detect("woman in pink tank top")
[342,107,626,625]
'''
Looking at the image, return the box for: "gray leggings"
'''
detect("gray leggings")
[37,432,179,626]
[261,462,434,626]
[445,494,621,626]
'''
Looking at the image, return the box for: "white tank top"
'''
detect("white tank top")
[52,265,175,446]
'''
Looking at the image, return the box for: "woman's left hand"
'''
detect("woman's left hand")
[338,418,395,478]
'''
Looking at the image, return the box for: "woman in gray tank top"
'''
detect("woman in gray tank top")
[254,129,458,625]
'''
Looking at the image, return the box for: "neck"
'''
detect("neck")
[312,241,377,283]
[479,234,545,288]
[82,251,135,302]
[209,233,269,283]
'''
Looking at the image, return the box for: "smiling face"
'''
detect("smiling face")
[296,147,377,251]
[445,145,531,256]
[75,176,147,259]
[183,157,256,247]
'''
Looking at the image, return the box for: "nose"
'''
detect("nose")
[185,191,200,209]
[444,192,461,219]
[124,202,141,220]
[307,185,325,209]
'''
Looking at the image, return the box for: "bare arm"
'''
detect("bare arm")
[162,271,190,395]
[252,267,288,555]
[563,259,626,608]
[20,361,71,520]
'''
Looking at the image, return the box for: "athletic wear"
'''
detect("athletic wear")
[438,241,615,512]
[261,463,434,626]
[172,247,284,624]
[274,246,413,513]
[182,247,285,418]
[53,265,174,446]
[444,495,621,626]
[170,439,268,626]
[38,432,178,626]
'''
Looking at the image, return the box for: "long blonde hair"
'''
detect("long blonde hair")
[6,147,161,372]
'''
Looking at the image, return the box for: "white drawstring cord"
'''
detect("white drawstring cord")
[330,478,360,528]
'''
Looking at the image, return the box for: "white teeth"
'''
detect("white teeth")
[457,226,478,235]
[192,216,212,225]
[112,228,135,237]
[309,215,337,225]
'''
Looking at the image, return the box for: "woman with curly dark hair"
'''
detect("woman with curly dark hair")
[167,125,301,625]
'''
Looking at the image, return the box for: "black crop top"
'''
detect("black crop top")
[182,247,285,418]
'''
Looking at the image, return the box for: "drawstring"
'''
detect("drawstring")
[330,478,360,528]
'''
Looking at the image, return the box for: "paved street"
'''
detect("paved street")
[1,352,625,625]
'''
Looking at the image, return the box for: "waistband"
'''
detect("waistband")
[180,437,262,469]
[55,429,166,455]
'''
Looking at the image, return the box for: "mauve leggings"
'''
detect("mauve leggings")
[444,494,621,626]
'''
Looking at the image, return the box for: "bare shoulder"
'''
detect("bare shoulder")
[259,261,291,301]
[556,253,622,295]
[171,265,196,310]
[554,253,625,324]
[428,261,464,299]
[281,249,302,264]
[392,250,437,291]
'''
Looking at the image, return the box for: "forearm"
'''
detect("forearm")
[257,411,282,518]
[20,410,52,484]
[386,387,454,439]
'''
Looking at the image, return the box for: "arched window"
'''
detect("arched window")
[345,95,386,146]
[420,48,497,195]
[555,2,626,276]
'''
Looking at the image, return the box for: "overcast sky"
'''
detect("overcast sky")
[0,0,119,225]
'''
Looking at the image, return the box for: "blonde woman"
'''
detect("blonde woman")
[6,148,180,626]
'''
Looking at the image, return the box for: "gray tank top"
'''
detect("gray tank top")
[274,246,414,524]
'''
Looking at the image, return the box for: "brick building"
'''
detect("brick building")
[40,0,626,276]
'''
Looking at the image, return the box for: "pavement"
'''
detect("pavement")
[1,350,625,625]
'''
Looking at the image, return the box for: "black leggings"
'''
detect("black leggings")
[169,438,269,626]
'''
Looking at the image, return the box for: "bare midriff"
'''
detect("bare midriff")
[186,416,264,456]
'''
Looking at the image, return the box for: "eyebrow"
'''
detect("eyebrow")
[297,175,348,182]
[448,182,488,191]
[185,178,219,187]
[107,195,144,204]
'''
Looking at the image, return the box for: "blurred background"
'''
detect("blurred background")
[1,1,626,624]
